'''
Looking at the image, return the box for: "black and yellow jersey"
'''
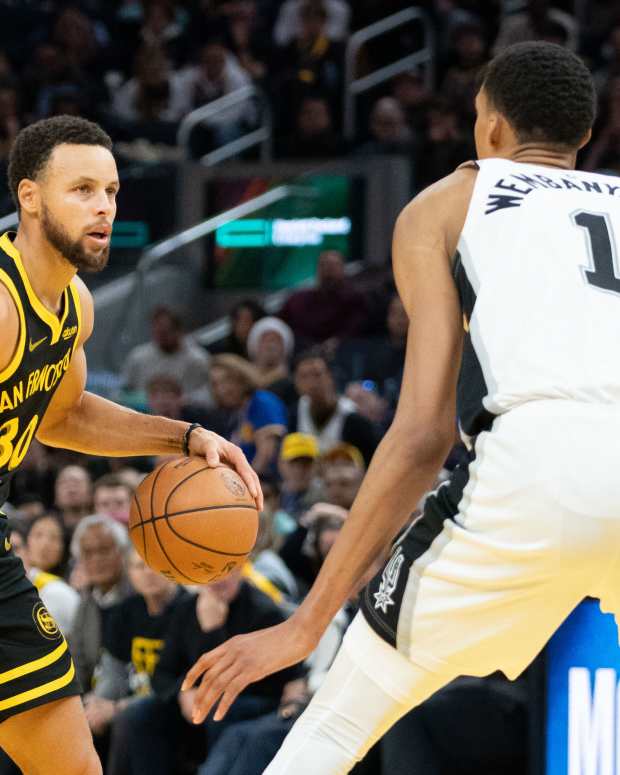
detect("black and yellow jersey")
[0,231,81,506]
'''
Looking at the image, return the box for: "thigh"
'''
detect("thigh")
[361,426,587,681]
[0,696,101,775]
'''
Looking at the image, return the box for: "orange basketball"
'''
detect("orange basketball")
[128,458,259,585]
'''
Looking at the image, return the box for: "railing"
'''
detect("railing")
[343,8,434,141]
[99,183,317,366]
[176,85,272,166]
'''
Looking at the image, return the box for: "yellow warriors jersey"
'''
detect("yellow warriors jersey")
[0,231,81,506]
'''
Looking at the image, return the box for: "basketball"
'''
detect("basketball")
[128,457,259,585]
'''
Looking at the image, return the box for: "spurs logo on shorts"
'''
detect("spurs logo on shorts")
[32,601,60,640]
[373,547,405,614]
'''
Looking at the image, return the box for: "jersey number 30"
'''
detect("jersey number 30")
[573,211,620,295]
[0,415,39,471]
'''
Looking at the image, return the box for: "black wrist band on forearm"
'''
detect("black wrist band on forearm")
[182,423,202,456]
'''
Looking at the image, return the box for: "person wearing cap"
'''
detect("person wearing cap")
[247,317,297,409]
[278,433,322,522]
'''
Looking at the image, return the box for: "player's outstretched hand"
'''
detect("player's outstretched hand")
[188,427,263,511]
[182,618,315,724]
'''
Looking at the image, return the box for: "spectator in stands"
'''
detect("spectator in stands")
[251,475,299,600]
[93,473,134,526]
[197,511,375,775]
[279,502,347,590]
[277,93,343,158]
[274,0,351,45]
[583,76,620,173]
[23,512,79,637]
[322,460,364,509]
[593,21,620,94]
[208,298,265,357]
[270,2,345,132]
[12,493,46,522]
[247,316,297,406]
[441,23,488,122]
[138,0,189,67]
[54,464,93,531]
[279,250,367,346]
[222,1,269,81]
[121,570,306,775]
[391,70,433,135]
[83,547,187,773]
[111,43,189,146]
[209,355,288,474]
[492,0,578,54]
[146,373,228,437]
[415,97,475,190]
[68,515,133,693]
[0,81,20,162]
[122,305,211,403]
[278,433,321,521]
[356,96,414,156]
[176,37,254,150]
[337,291,407,416]
[289,350,378,465]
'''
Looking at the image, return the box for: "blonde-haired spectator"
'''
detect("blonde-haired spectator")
[209,355,288,474]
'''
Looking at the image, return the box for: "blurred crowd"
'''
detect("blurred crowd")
[0,0,613,772]
[1,0,620,209]
[0,244,526,775]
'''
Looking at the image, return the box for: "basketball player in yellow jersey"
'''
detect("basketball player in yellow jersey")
[0,116,261,775]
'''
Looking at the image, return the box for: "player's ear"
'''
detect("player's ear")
[488,112,503,150]
[577,127,593,150]
[17,179,39,216]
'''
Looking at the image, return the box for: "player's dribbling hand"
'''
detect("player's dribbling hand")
[188,427,263,510]
[181,618,316,725]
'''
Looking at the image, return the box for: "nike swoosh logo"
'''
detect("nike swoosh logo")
[28,336,47,352]
[4,538,10,552]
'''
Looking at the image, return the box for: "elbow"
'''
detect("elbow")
[389,422,455,469]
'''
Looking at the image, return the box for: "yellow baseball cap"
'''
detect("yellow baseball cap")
[280,433,320,461]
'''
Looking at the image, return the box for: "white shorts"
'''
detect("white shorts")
[361,399,620,681]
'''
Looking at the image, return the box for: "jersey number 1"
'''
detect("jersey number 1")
[572,211,620,295]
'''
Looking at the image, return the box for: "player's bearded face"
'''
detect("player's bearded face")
[41,202,110,273]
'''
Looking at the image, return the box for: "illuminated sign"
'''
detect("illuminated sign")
[216,217,352,248]
[546,600,620,775]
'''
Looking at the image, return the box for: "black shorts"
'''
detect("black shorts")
[0,521,80,722]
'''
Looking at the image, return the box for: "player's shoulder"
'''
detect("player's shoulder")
[395,162,478,256]
[398,162,478,230]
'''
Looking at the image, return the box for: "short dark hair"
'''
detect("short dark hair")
[480,42,595,148]
[7,115,113,210]
[93,473,134,495]
[293,346,331,373]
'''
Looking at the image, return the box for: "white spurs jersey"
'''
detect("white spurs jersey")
[455,158,620,438]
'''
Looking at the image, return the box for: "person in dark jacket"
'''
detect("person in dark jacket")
[118,570,306,775]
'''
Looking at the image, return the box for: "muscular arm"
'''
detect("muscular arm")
[36,279,188,455]
[35,278,260,499]
[184,167,477,721]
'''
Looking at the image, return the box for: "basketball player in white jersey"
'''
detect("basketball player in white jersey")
[184,41,611,773]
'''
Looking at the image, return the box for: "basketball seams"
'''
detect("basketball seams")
[146,519,204,585]
[130,458,256,584]
[158,511,256,556]
[163,464,211,517]
[132,493,147,563]
[148,459,204,583]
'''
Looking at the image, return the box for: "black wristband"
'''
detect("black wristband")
[182,423,202,456]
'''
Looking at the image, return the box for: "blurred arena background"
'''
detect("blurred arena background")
[0,1,617,773]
